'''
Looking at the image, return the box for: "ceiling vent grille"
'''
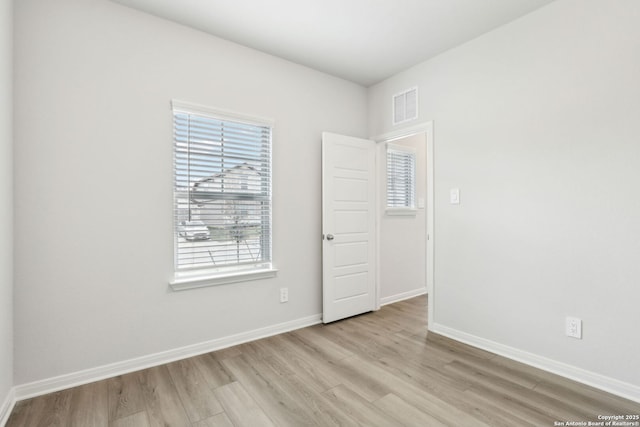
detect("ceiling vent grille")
[393,87,418,125]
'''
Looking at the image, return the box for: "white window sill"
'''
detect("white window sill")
[170,266,278,291]
[386,208,418,216]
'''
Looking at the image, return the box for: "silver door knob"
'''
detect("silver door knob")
[326,234,335,241]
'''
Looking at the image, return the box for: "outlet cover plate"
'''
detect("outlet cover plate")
[280,288,289,303]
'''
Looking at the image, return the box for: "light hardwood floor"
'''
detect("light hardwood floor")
[7,295,640,426]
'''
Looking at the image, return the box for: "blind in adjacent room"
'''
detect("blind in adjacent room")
[172,101,272,272]
[386,143,416,209]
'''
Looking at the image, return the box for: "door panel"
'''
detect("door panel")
[333,178,368,201]
[334,211,369,234]
[334,273,368,300]
[334,243,368,267]
[322,132,376,323]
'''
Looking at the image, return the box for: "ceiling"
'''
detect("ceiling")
[112,0,555,87]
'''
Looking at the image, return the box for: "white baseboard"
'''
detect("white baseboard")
[0,387,16,427]
[14,314,322,401]
[380,287,427,306]
[431,323,640,403]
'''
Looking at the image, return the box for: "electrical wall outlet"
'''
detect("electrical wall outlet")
[566,316,582,339]
[280,288,289,303]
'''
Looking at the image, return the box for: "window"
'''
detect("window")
[386,143,416,214]
[171,100,275,289]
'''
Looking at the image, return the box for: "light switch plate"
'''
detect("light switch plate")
[566,316,582,339]
[450,188,460,204]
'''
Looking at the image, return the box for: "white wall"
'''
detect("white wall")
[13,0,367,385]
[0,0,14,409]
[369,0,640,392]
[378,134,427,303]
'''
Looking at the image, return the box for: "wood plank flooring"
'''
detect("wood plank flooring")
[7,296,640,426]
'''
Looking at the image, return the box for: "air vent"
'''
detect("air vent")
[393,87,418,125]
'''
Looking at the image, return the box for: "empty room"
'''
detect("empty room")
[1,0,639,425]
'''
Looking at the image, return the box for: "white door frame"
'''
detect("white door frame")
[372,121,435,328]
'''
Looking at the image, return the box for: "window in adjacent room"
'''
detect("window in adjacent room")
[171,100,275,289]
[386,142,416,214]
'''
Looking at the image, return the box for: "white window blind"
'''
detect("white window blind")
[172,101,272,274]
[386,143,416,209]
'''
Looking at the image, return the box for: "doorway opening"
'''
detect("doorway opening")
[375,122,434,328]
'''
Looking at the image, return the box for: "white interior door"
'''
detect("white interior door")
[322,132,376,323]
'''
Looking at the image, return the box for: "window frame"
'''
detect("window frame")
[385,142,417,216]
[170,100,277,290]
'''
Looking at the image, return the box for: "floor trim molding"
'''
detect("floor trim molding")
[14,313,322,402]
[431,323,640,403]
[380,288,427,306]
[0,387,16,426]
